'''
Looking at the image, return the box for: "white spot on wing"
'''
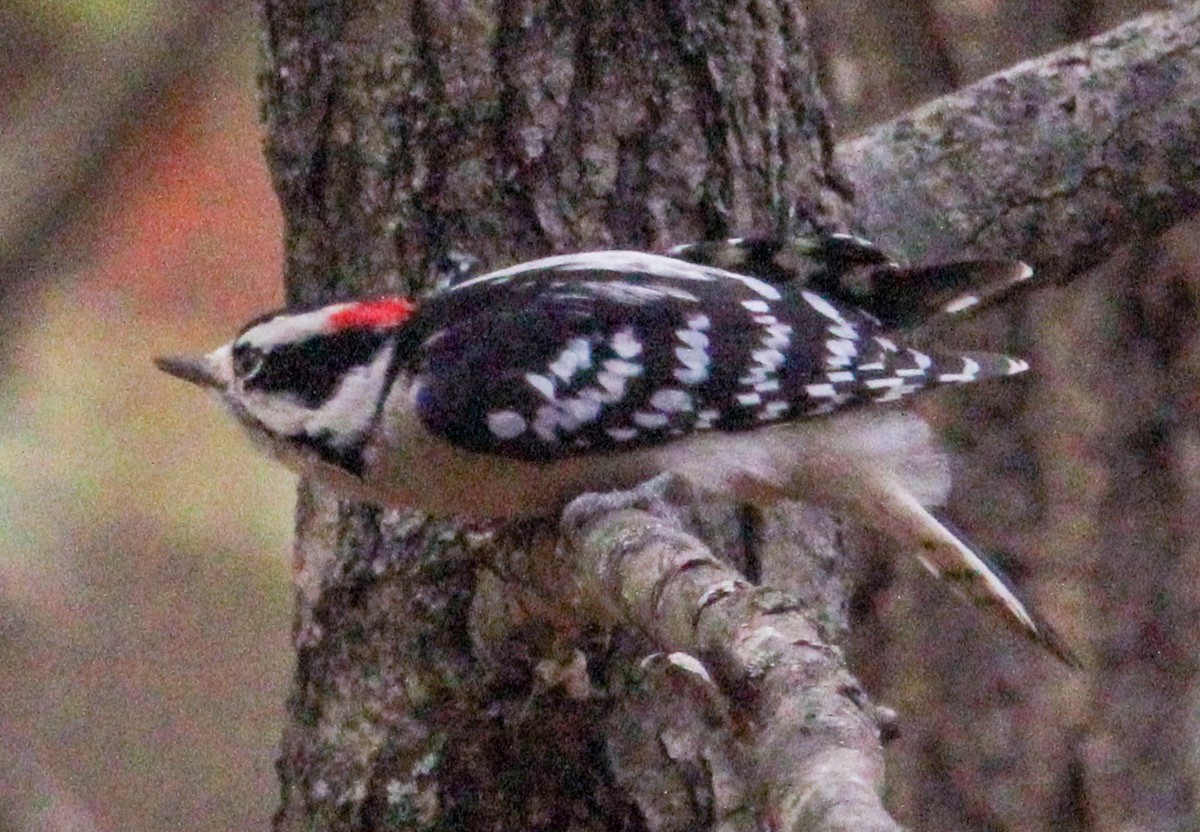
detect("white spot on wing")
[650,388,693,413]
[825,339,858,368]
[675,346,709,370]
[487,410,527,439]
[802,290,860,341]
[611,328,643,359]
[875,380,925,402]
[633,411,670,429]
[673,322,713,384]
[802,290,844,323]
[752,348,786,368]
[943,295,979,314]
[525,372,556,399]
[741,367,769,386]
[895,351,932,377]
[603,358,643,378]
[596,371,627,397]
[548,337,592,382]
[532,407,558,441]
[606,426,639,442]
[674,364,709,385]
[563,396,602,422]
[759,401,789,420]
[762,323,792,349]
[677,329,709,350]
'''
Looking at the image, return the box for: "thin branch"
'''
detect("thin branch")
[562,478,901,832]
[841,3,1200,273]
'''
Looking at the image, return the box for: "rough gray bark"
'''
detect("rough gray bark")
[561,477,899,832]
[257,2,1200,831]
[843,4,1200,269]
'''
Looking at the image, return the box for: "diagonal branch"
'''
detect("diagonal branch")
[561,478,901,832]
[841,3,1200,273]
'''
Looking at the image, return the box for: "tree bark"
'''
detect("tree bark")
[835,6,1200,829]
[560,477,900,832]
[257,1,1200,830]
[843,3,1200,271]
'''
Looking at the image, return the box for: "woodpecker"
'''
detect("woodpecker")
[156,234,1073,663]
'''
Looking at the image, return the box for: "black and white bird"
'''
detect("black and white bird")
[156,234,1073,663]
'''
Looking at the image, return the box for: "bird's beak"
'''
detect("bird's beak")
[154,352,227,390]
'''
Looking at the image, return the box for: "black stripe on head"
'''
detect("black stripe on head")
[239,329,392,409]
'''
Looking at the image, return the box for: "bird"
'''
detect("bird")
[155,232,1074,664]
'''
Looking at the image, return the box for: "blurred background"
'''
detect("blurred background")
[0,0,1187,830]
[0,3,293,831]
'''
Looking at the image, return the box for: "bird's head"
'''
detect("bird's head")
[154,297,418,474]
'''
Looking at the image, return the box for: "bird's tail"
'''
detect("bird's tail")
[666,232,1034,330]
[769,411,1076,665]
[875,482,1079,666]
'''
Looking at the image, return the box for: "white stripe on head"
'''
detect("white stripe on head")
[237,305,352,350]
[303,341,397,445]
[236,340,395,445]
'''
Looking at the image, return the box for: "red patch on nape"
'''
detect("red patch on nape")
[327,297,417,331]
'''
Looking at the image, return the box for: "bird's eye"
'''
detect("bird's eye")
[232,345,265,381]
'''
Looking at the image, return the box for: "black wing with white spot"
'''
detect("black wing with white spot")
[407,251,1028,463]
